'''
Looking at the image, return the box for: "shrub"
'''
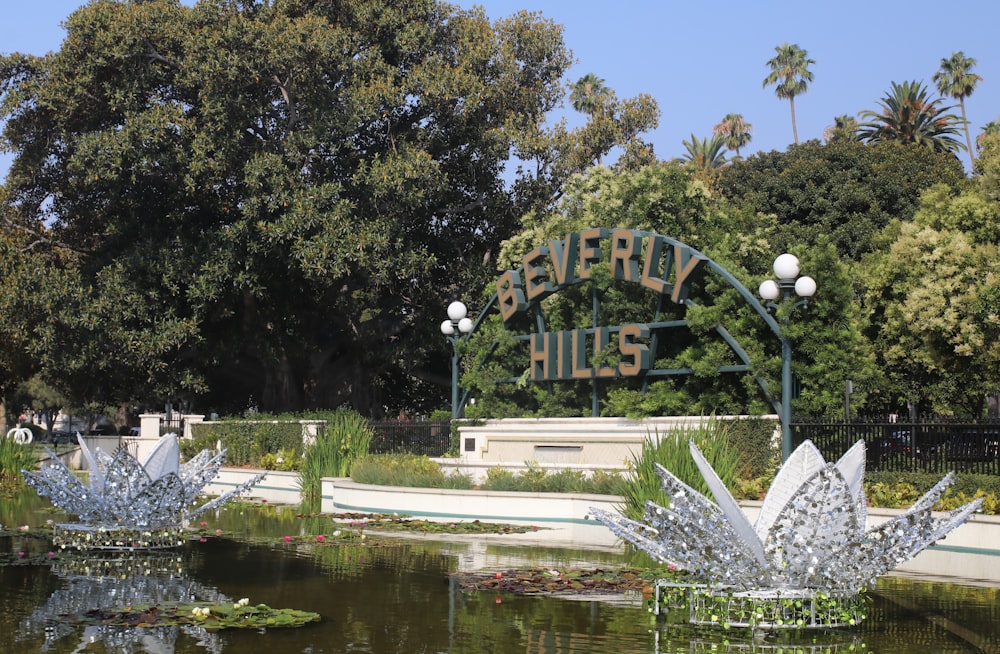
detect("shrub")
[186,419,303,466]
[350,453,447,487]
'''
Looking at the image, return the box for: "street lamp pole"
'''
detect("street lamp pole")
[759,253,816,462]
[440,300,473,420]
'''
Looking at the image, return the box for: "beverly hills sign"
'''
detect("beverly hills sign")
[494,228,707,382]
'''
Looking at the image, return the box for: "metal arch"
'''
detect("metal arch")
[450,231,786,418]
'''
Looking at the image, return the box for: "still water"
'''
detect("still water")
[1,490,998,654]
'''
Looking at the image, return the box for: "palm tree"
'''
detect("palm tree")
[933,51,981,168]
[681,133,728,171]
[712,113,753,158]
[823,114,860,143]
[857,80,965,156]
[570,73,612,116]
[762,43,815,145]
[977,119,1000,150]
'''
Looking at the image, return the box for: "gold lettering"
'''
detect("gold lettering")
[611,229,641,282]
[671,244,707,303]
[618,323,651,376]
[549,233,579,287]
[496,270,525,322]
[640,235,668,293]
[578,228,604,280]
[523,246,552,302]
[594,327,616,378]
[570,329,592,379]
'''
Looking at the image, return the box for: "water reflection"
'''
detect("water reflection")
[18,552,228,653]
[1,493,999,653]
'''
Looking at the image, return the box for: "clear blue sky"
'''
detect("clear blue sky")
[3,1,999,176]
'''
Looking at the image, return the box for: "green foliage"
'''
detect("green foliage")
[300,410,375,504]
[724,417,779,479]
[861,184,1000,414]
[185,419,303,467]
[0,0,660,417]
[717,139,965,261]
[259,448,301,472]
[350,453,452,488]
[622,419,742,521]
[864,471,1000,514]
[0,437,35,489]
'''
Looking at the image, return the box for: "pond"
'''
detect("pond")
[1,489,998,653]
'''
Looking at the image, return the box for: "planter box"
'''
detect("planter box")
[321,477,624,547]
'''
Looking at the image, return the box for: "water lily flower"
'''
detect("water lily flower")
[282,535,292,542]
[316,534,325,542]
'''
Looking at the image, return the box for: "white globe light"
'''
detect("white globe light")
[440,319,455,336]
[795,275,817,298]
[773,253,800,280]
[458,317,474,333]
[758,279,780,301]
[447,301,467,322]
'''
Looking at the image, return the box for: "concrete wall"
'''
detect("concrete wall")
[452,416,779,483]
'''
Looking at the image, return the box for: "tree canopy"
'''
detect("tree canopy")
[0,0,657,417]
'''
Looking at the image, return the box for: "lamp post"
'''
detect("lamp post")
[758,253,816,462]
[440,300,474,419]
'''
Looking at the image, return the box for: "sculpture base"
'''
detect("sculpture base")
[655,581,869,629]
[53,523,186,551]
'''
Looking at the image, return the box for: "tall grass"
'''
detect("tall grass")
[299,409,374,507]
[0,437,36,490]
[622,418,742,521]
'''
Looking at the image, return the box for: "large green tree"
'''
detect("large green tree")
[716,139,966,260]
[762,43,814,145]
[862,183,1000,415]
[0,0,655,416]
[933,51,981,169]
[857,80,966,156]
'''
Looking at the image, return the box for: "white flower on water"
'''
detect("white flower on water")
[591,439,982,594]
[24,434,265,530]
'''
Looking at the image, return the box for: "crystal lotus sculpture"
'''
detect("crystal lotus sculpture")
[591,439,982,595]
[24,434,264,548]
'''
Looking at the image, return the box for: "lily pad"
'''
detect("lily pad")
[61,601,320,630]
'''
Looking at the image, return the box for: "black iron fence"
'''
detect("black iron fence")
[792,417,1000,475]
[368,420,452,457]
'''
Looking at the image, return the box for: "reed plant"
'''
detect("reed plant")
[622,418,742,522]
[299,409,375,505]
[0,436,36,489]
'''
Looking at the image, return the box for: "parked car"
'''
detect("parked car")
[876,430,916,456]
